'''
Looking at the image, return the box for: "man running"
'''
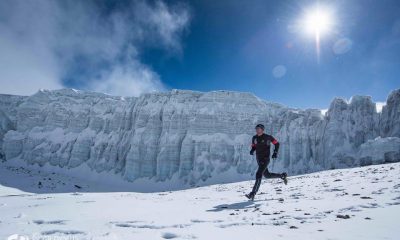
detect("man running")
[246,124,288,200]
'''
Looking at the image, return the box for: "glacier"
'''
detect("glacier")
[0,88,399,184]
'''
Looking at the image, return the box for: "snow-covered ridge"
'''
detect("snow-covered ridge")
[0,88,399,185]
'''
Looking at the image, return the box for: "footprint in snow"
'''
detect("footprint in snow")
[76,200,96,203]
[14,213,27,218]
[391,196,400,201]
[372,188,388,195]
[28,203,43,208]
[272,220,287,226]
[208,201,260,212]
[336,214,350,219]
[33,220,66,225]
[33,196,53,200]
[360,196,372,199]
[339,205,361,213]
[111,221,190,229]
[41,230,86,236]
[326,188,345,192]
[386,201,400,206]
[336,192,349,197]
[162,232,179,239]
[190,219,206,223]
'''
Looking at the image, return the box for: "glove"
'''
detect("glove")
[272,152,278,159]
[250,150,254,155]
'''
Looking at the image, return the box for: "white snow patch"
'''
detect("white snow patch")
[0,162,399,239]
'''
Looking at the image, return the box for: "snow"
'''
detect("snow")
[0,161,399,239]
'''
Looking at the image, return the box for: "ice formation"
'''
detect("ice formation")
[0,88,399,184]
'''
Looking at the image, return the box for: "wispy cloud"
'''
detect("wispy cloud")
[0,0,190,96]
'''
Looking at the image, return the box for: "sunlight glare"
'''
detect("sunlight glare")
[304,7,333,36]
[301,6,335,62]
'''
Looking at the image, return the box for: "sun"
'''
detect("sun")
[303,7,333,37]
[300,6,335,61]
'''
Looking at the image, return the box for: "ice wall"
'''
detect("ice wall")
[0,94,26,159]
[1,88,399,184]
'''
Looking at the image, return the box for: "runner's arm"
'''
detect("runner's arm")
[271,136,279,154]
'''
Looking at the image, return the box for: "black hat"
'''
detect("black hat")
[255,124,265,130]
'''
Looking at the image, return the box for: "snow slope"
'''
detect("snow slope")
[0,161,399,240]
[0,88,399,185]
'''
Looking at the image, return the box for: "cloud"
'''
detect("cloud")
[91,61,164,97]
[375,102,386,113]
[0,0,190,96]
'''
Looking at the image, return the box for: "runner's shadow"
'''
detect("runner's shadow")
[207,200,262,212]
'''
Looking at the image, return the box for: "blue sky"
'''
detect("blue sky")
[1,0,399,109]
[142,0,400,108]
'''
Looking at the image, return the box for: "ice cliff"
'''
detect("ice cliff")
[0,88,399,184]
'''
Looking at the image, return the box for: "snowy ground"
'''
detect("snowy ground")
[0,162,399,240]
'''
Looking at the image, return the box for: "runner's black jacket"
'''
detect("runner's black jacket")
[250,133,279,161]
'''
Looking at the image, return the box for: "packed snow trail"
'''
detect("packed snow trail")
[0,162,399,240]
